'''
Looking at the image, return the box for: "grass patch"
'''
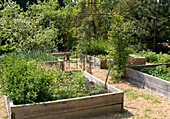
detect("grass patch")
[125,89,161,103]
[139,93,161,103]
[145,108,152,112]
[124,89,139,99]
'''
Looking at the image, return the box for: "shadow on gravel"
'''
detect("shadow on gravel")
[82,108,134,119]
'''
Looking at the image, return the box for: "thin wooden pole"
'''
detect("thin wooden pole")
[105,59,113,89]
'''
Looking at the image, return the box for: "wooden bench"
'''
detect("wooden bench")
[51,52,71,60]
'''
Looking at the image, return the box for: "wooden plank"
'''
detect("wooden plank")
[81,54,146,69]
[125,68,170,99]
[127,55,146,66]
[4,96,12,119]
[51,52,71,56]
[128,63,170,70]
[11,93,123,119]
[83,71,123,93]
[24,104,122,119]
[144,83,170,98]
[125,68,170,91]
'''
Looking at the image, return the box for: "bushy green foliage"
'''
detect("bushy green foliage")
[0,53,56,104]
[0,53,106,104]
[140,65,170,81]
[0,45,17,55]
[109,0,170,51]
[135,50,170,63]
[96,54,111,59]
[127,0,170,50]
[77,38,108,55]
[0,1,61,51]
[0,0,81,51]
[0,0,169,53]
[108,13,135,78]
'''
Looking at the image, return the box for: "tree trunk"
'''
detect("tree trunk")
[153,19,157,51]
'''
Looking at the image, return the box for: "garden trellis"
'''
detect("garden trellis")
[64,0,112,71]
[63,0,113,88]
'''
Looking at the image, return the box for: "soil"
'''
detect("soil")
[0,62,170,119]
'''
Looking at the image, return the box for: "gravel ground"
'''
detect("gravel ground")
[88,68,170,119]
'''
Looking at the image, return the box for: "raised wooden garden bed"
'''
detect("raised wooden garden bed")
[80,54,146,69]
[124,64,170,99]
[5,71,124,119]
[127,54,146,66]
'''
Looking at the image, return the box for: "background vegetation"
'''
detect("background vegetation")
[0,0,169,78]
[0,0,169,52]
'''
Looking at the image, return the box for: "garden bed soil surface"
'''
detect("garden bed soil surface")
[0,65,170,119]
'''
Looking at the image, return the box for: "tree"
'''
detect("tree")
[128,0,170,51]
[0,1,59,51]
[0,0,81,51]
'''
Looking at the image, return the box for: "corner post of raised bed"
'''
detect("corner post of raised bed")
[64,52,71,61]
[11,113,15,119]
[60,61,65,71]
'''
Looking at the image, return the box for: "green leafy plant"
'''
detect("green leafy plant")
[0,1,61,51]
[140,65,170,81]
[108,13,135,78]
[0,53,56,104]
[0,45,17,56]
[134,50,170,63]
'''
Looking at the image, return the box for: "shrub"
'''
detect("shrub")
[108,13,135,78]
[77,38,108,56]
[0,53,56,104]
[87,38,108,55]
[0,45,17,56]
[157,53,170,63]
[0,1,59,51]
[135,50,170,63]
